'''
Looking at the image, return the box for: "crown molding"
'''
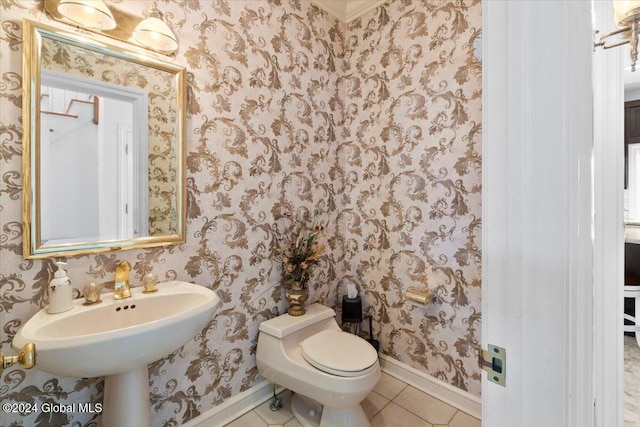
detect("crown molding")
[310,0,387,23]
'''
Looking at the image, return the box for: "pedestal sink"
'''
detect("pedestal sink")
[13,281,220,427]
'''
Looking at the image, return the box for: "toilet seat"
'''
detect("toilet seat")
[301,330,378,377]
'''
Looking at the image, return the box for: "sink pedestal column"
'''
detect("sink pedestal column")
[102,366,151,427]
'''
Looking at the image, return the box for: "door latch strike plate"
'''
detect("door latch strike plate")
[479,344,506,387]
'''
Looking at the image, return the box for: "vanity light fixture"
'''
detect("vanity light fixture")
[595,0,640,71]
[57,0,116,31]
[43,0,178,56]
[132,1,178,55]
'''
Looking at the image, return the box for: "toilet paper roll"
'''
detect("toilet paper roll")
[406,287,434,306]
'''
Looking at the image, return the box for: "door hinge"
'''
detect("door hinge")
[479,344,506,386]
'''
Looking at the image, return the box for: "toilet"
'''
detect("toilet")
[257,303,381,427]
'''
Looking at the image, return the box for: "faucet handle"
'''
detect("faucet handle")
[142,273,158,293]
[83,282,103,305]
[1,343,36,375]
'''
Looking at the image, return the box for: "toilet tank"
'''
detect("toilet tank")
[259,303,336,338]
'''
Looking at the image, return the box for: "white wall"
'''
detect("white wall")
[40,87,135,244]
[41,87,99,242]
[625,88,640,101]
[98,97,134,240]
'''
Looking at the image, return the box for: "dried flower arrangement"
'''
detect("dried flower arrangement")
[278,217,326,291]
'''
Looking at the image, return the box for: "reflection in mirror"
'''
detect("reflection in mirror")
[40,70,149,245]
[22,20,186,259]
[629,143,640,223]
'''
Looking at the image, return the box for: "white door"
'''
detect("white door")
[481,1,622,426]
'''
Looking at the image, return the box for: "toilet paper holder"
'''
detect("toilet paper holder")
[406,286,434,307]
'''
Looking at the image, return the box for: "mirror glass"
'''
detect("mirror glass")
[629,142,640,223]
[23,20,186,258]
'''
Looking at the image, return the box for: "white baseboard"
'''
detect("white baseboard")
[184,380,283,427]
[185,356,481,426]
[379,354,482,419]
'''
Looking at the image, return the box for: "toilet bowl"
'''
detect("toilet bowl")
[257,303,381,427]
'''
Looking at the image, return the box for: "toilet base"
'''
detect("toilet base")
[291,394,322,427]
[290,393,370,427]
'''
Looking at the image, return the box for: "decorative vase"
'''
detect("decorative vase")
[285,286,309,316]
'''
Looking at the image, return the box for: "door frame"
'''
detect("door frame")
[592,1,625,425]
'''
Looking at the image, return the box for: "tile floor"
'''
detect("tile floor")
[626,335,640,427]
[223,338,640,426]
[224,372,481,427]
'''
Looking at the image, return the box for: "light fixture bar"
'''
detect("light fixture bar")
[595,26,631,46]
[594,25,639,71]
[43,0,177,55]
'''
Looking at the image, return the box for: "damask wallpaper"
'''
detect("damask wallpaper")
[0,1,481,426]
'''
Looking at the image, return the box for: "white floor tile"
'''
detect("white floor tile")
[370,402,433,427]
[373,371,408,400]
[626,335,640,427]
[362,390,390,420]
[224,371,486,427]
[226,410,268,427]
[393,385,457,425]
[284,418,303,427]
[449,411,481,427]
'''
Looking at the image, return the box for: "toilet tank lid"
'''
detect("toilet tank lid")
[259,303,336,338]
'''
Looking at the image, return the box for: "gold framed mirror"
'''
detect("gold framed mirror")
[22,20,186,259]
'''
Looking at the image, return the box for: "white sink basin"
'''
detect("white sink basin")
[13,280,220,426]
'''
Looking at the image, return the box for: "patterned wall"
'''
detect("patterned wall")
[343,0,482,393]
[0,1,481,425]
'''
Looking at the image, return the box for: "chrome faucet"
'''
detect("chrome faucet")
[114,261,132,299]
